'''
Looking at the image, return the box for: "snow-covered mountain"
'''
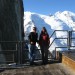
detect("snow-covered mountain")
[24,11,75,52]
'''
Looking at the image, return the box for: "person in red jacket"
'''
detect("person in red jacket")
[39,27,50,65]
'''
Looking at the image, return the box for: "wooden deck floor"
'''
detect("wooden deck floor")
[0,63,75,75]
[63,52,75,61]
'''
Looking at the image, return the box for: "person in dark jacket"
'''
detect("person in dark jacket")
[39,27,50,65]
[28,27,38,65]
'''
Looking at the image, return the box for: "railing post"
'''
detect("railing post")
[17,41,21,65]
[20,41,23,64]
[19,41,23,64]
[15,42,19,65]
[68,31,72,50]
[16,43,17,51]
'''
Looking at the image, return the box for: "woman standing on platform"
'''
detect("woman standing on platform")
[39,27,50,65]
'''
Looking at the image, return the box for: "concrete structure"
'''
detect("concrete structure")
[0,0,24,63]
[0,0,24,42]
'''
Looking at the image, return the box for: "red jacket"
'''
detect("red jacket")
[39,32,50,46]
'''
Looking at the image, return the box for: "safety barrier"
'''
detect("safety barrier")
[0,30,75,66]
[49,30,75,59]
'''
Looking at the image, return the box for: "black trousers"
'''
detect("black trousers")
[41,45,48,64]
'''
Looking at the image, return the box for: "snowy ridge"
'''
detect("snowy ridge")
[24,11,75,52]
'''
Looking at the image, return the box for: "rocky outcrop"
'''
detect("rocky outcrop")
[0,0,24,63]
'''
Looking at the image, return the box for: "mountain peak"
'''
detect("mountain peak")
[24,11,75,51]
[24,11,75,33]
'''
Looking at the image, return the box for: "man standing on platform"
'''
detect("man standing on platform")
[28,27,38,65]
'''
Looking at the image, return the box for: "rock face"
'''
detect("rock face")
[0,0,24,63]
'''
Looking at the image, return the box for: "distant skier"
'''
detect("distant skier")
[39,27,50,65]
[28,27,38,65]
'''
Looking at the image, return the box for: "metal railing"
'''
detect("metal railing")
[0,41,55,65]
[49,30,75,59]
[0,30,75,66]
[50,30,68,46]
[0,41,21,64]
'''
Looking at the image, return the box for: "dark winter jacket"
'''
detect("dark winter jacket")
[28,32,38,45]
[39,32,50,46]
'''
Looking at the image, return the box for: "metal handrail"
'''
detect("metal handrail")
[0,41,19,64]
[49,30,68,47]
[49,38,56,47]
[50,31,55,38]
[69,31,75,47]
[49,30,75,59]
[49,30,71,59]
[0,30,75,65]
[55,47,68,51]
[0,41,19,43]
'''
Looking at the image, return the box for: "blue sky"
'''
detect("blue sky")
[23,0,75,15]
